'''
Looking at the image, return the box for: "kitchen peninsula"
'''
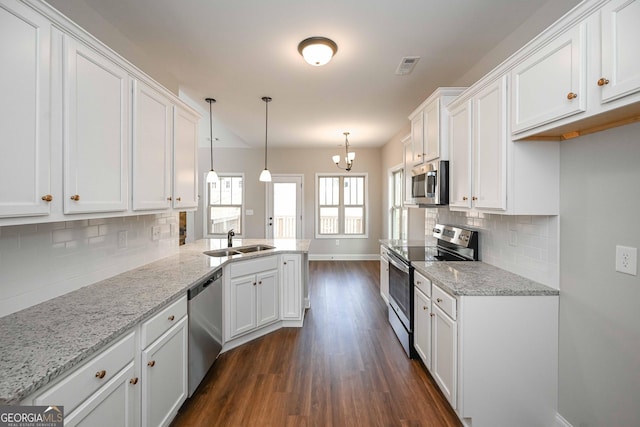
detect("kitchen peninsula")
[0,238,310,415]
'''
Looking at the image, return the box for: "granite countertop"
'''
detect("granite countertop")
[0,238,310,405]
[412,261,559,297]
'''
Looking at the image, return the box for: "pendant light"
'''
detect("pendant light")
[259,96,272,182]
[205,98,219,183]
[332,132,355,171]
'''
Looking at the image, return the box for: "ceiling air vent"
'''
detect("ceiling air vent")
[395,56,420,75]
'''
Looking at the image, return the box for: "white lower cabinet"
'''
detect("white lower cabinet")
[413,286,431,369]
[280,254,303,321]
[25,296,189,427]
[380,246,390,303]
[431,287,458,410]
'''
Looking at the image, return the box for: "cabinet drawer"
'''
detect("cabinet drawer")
[414,271,431,297]
[33,331,135,414]
[230,255,278,278]
[433,285,456,320]
[140,295,187,348]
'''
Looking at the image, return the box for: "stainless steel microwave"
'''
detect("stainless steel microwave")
[411,160,449,206]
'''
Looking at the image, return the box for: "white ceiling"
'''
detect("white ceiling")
[70,0,565,148]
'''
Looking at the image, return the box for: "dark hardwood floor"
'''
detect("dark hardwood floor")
[171,261,461,427]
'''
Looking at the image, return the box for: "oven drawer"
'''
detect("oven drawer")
[433,284,456,320]
[414,271,431,297]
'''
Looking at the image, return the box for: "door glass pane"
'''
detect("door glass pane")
[273,182,297,238]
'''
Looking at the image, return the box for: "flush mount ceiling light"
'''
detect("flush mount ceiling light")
[297,37,338,66]
[259,96,272,182]
[332,132,355,171]
[205,97,219,183]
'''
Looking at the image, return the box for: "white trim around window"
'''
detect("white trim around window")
[315,172,369,239]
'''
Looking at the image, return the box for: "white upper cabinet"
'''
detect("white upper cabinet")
[172,106,199,210]
[473,76,507,211]
[0,0,51,218]
[448,100,473,210]
[511,23,587,134]
[600,0,640,103]
[408,88,465,166]
[132,80,172,211]
[63,36,129,214]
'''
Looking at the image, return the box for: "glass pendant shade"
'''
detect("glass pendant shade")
[332,155,341,164]
[259,168,272,182]
[332,131,355,171]
[206,169,219,183]
[348,152,356,161]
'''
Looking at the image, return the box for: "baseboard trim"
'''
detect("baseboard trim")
[555,413,573,427]
[309,254,379,261]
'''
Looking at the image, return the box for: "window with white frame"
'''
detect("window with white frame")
[390,167,407,240]
[316,174,367,238]
[207,175,243,235]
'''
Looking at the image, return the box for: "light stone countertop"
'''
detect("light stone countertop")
[0,238,310,405]
[412,261,559,297]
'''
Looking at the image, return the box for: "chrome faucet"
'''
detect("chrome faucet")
[227,229,235,247]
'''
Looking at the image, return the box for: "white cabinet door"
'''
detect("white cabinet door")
[281,254,302,320]
[380,248,389,303]
[173,106,198,209]
[600,0,640,103]
[448,100,473,209]
[511,23,587,134]
[402,134,414,205]
[414,287,432,369]
[132,80,172,211]
[229,274,258,338]
[423,98,440,162]
[0,1,51,217]
[410,111,423,166]
[64,363,137,427]
[257,270,279,327]
[473,76,507,211]
[141,316,188,427]
[63,37,129,214]
[432,303,457,410]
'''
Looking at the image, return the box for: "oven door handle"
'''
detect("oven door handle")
[386,251,410,274]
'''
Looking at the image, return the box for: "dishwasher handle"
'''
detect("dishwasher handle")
[188,268,222,299]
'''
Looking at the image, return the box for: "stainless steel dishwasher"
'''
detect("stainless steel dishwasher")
[187,267,223,397]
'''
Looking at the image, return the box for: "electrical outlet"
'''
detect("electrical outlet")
[151,226,161,241]
[615,245,637,276]
[335,239,340,246]
[118,231,127,249]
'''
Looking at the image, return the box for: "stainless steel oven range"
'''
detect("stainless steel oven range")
[385,224,479,358]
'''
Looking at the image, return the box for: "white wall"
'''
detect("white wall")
[195,145,384,258]
[0,213,179,317]
[558,122,640,426]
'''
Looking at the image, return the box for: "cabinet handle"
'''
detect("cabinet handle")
[95,370,106,379]
[129,377,139,385]
[176,197,181,201]
[70,195,80,201]
[567,92,578,100]
[462,196,468,201]
[253,282,257,286]
[167,196,172,201]
[283,262,287,265]
[423,306,428,311]
[168,315,175,321]
[597,78,610,86]
[41,194,53,202]
[147,360,155,367]
[258,281,262,285]
[430,313,435,318]
[472,196,478,201]
[436,298,443,303]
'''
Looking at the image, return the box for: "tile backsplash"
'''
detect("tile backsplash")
[0,213,179,317]
[424,208,559,288]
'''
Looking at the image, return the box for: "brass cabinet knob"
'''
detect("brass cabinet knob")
[567,92,578,100]
[129,377,139,385]
[430,313,435,318]
[423,306,428,311]
[597,78,610,86]
[462,196,468,201]
[176,197,181,201]
[147,360,155,367]
[168,315,175,321]
[472,196,478,201]
[436,298,443,303]
[41,195,53,202]
[70,195,80,201]
[167,196,172,201]
[95,370,106,379]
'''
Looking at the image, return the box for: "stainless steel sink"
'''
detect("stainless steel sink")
[234,244,275,253]
[203,248,241,257]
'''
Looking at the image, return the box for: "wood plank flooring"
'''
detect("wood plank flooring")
[170,261,461,427]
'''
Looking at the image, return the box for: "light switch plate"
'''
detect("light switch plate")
[615,245,637,276]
